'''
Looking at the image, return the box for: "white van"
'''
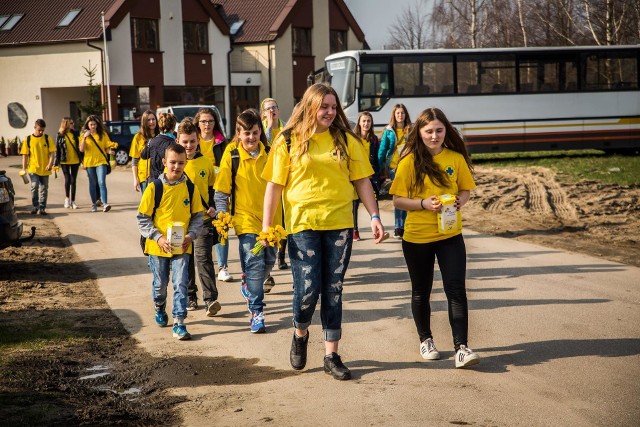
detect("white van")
[156,105,226,137]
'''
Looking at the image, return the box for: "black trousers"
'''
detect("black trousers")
[61,163,80,200]
[402,234,469,350]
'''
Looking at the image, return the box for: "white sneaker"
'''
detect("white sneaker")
[455,345,480,368]
[218,267,233,282]
[91,204,97,212]
[64,198,70,208]
[103,204,111,212]
[71,201,78,209]
[420,338,440,360]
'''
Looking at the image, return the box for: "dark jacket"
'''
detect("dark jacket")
[141,134,175,182]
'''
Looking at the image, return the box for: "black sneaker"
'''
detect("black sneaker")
[186,299,198,311]
[290,331,309,370]
[278,259,289,270]
[324,352,352,380]
[39,209,47,216]
[30,207,38,214]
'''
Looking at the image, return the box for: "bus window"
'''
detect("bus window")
[519,55,578,93]
[457,54,516,94]
[422,56,454,94]
[360,61,390,111]
[327,57,357,108]
[586,52,638,90]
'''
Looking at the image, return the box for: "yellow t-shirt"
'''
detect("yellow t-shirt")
[20,134,56,176]
[61,132,81,165]
[82,132,117,168]
[129,133,150,182]
[215,142,280,235]
[184,154,216,215]
[138,179,204,257]
[199,132,225,167]
[389,148,476,243]
[262,130,373,233]
[395,128,406,145]
[389,141,406,170]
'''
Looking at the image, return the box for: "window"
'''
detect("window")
[58,9,81,27]
[391,56,455,96]
[519,55,578,92]
[457,54,516,94]
[183,22,208,53]
[131,18,159,51]
[0,16,9,28]
[292,27,312,56]
[359,60,390,111]
[0,14,23,31]
[585,52,638,90]
[330,30,346,54]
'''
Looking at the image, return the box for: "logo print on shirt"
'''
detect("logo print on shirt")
[183,197,190,207]
[445,166,454,176]
[199,170,206,178]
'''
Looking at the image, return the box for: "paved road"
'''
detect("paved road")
[4,157,639,426]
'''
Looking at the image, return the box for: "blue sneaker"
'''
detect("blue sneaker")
[250,312,266,334]
[172,324,192,340]
[155,304,168,327]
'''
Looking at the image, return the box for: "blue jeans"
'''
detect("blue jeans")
[238,233,276,313]
[29,174,49,210]
[215,241,229,268]
[149,254,189,321]
[288,229,353,341]
[140,180,148,194]
[394,208,407,229]
[86,164,108,204]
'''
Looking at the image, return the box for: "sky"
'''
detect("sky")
[344,0,422,49]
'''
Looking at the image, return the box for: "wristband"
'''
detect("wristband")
[420,199,425,210]
[371,215,380,220]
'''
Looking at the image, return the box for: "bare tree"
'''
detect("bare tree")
[386,0,433,49]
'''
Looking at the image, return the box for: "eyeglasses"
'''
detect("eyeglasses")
[264,106,278,111]
[199,120,215,125]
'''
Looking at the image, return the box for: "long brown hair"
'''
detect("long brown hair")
[388,104,411,137]
[138,109,159,140]
[405,107,473,193]
[81,115,106,136]
[354,111,375,142]
[279,83,357,165]
[194,107,225,136]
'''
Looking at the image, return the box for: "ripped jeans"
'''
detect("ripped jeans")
[288,229,353,342]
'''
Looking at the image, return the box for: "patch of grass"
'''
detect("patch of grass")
[0,320,80,351]
[471,150,640,185]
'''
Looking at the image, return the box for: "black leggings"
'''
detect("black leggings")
[402,234,469,350]
[61,163,80,201]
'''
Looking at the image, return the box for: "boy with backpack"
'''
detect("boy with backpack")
[137,143,204,340]
[20,119,56,215]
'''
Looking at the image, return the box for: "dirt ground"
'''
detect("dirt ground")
[0,164,638,425]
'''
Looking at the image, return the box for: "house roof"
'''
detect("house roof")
[0,0,120,46]
[213,0,364,44]
[0,0,229,47]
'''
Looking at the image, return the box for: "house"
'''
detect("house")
[0,0,231,137]
[214,0,366,125]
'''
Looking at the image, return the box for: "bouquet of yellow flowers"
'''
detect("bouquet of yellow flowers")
[212,211,233,245]
[251,225,287,255]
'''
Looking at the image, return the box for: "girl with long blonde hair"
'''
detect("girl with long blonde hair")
[262,83,385,380]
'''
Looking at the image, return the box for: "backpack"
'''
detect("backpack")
[139,178,195,255]
[26,134,50,151]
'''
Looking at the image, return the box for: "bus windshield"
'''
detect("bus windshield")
[326,57,356,109]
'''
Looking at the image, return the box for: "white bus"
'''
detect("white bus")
[324,46,640,153]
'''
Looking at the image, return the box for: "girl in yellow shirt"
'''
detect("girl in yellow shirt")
[55,117,82,209]
[129,110,159,193]
[79,115,117,212]
[389,107,480,368]
[262,84,385,380]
